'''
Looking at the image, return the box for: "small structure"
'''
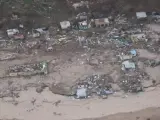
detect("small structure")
[122,61,135,70]
[60,21,71,30]
[7,29,24,40]
[136,12,147,19]
[76,88,87,98]
[94,18,109,27]
[7,29,19,37]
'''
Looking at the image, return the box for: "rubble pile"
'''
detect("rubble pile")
[7,61,48,77]
[0,52,17,61]
[118,71,149,93]
[75,74,114,98]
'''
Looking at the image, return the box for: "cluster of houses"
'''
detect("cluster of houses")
[59,0,110,30]
[60,13,110,30]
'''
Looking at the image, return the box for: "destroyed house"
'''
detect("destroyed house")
[60,21,71,30]
[94,18,109,27]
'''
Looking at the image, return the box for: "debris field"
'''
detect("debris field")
[0,0,160,101]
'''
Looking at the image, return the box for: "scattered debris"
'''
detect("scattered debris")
[35,27,48,34]
[12,13,19,20]
[0,53,17,61]
[7,61,48,77]
[75,74,113,98]
[76,12,88,21]
[53,112,62,116]
[53,100,61,106]
[119,76,143,93]
[19,24,24,28]
[111,84,121,91]
[31,98,36,105]
[1,3,160,101]
[77,36,88,46]
[89,58,99,65]
[119,54,132,61]
[32,32,40,38]
[131,33,146,42]
[130,49,137,56]
[112,36,130,46]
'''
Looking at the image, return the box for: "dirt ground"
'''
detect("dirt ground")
[1,0,160,120]
[1,108,160,120]
[0,86,160,120]
[83,107,160,120]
